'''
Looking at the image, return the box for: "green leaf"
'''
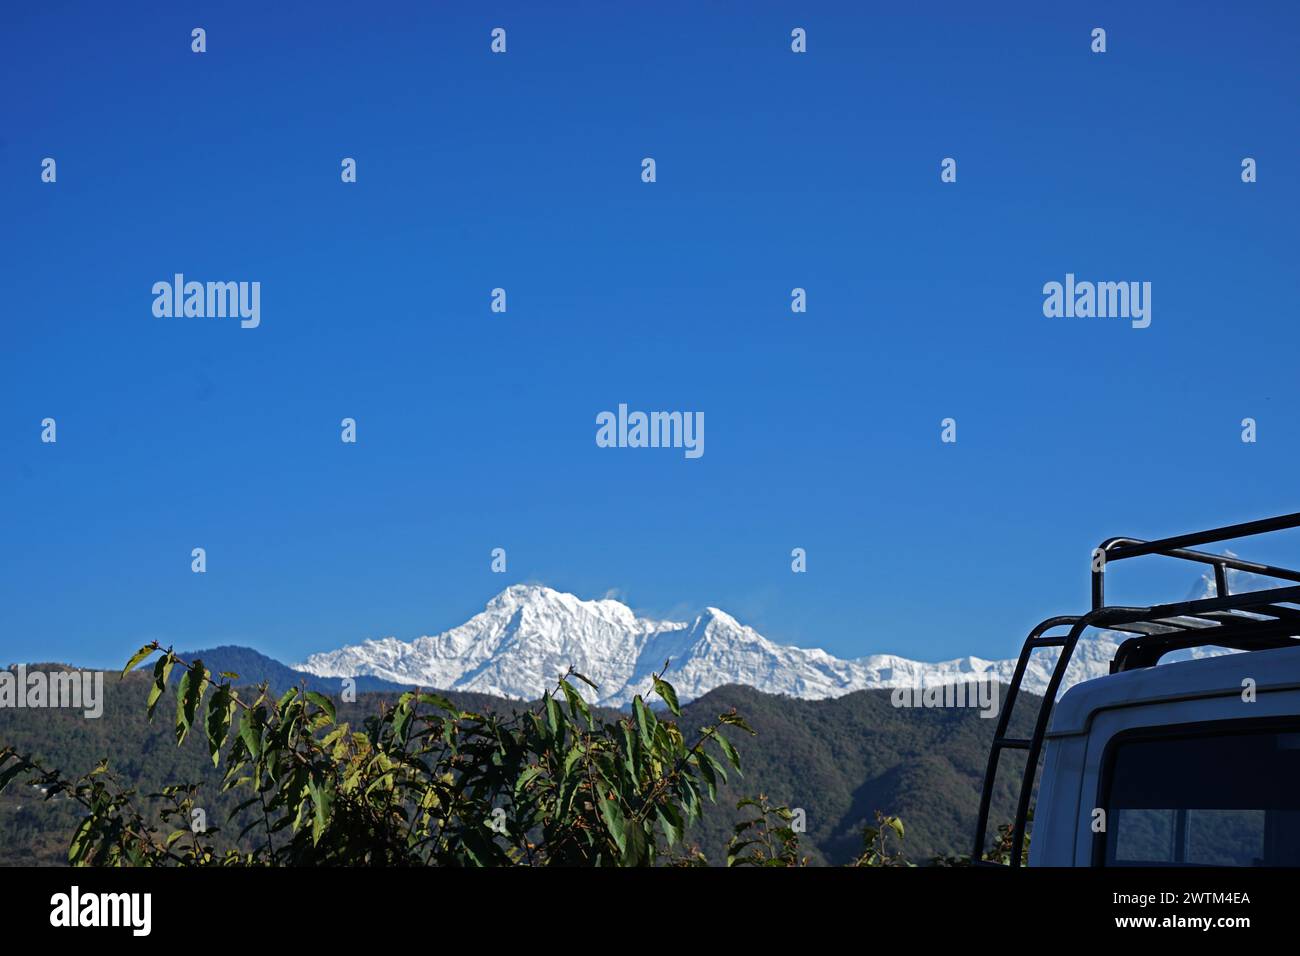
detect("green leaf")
[391,702,414,744]
[655,802,684,847]
[693,750,718,802]
[714,731,742,775]
[621,819,650,867]
[174,669,193,744]
[652,677,681,716]
[559,680,592,728]
[146,654,175,722]
[632,696,655,749]
[622,722,642,783]
[652,721,672,757]
[514,765,545,796]
[679,776,702,824]
[562,745,585,782]
[598,795,627,853]
[184,662,210,744]
[238,706,263,760]
[121,644,156,678]
[718,712,756,735]
[205,685,236,767]
[283,766,309,829]
[726,839,760,866]
[0,759,26,794]
[544,693,564,742]
[304,691,336,723]
[416,692,455,713]
[68,817,94,865]
[699,750,728,784]
[307,775,333,846]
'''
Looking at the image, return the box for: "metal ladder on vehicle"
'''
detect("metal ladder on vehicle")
[972,512,1300,866]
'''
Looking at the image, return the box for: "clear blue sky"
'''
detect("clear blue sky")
[4,1,1299,671]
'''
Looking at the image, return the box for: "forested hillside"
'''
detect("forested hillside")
[0,660,1035,865]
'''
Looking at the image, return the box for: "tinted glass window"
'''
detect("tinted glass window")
[1104,726,1300,866]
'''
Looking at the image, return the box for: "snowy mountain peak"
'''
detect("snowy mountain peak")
[488,584,644,629]
[295,583,1138,708]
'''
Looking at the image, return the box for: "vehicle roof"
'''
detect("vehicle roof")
[1048,644,1300,736]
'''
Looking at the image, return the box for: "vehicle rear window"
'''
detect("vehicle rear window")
[1102,724,1300,866]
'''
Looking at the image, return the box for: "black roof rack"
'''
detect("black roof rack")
[972,512,1300,866]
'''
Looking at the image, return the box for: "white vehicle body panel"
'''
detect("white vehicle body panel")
[1030,647,1300,866]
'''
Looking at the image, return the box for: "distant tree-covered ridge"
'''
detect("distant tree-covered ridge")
[0,649,1036,866]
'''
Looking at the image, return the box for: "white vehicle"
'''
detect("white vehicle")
[974,513,1300,867]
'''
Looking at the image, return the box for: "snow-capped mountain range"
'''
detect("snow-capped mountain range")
[295,580,1238,707]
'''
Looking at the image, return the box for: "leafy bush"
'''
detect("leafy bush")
[727,795,808,866]
[932,810,1032,866]
[0,645,1020,867]
[3,645,758,866]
